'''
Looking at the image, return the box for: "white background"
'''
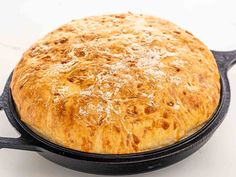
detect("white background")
[0,0,236,177]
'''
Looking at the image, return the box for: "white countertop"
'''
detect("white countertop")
[0,0,236,176]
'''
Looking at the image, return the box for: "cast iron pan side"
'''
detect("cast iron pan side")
[0,50,235,175]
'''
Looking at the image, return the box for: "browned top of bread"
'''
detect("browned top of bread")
[11,13,220,154]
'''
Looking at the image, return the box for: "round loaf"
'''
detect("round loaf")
[11,13,220,154]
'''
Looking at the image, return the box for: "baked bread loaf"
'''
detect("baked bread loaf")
[11,13,220,154]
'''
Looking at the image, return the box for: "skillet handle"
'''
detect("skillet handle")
[0,94,41,152]
[212,50,236,72]
[0,95,3,111]
[0,136,40,151]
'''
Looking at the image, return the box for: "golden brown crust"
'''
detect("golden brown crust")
[11,13,220,154]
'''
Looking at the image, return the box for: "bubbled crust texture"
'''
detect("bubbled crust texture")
[11,13,220,154]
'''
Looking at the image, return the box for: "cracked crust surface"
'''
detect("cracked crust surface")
[11,13,220,154]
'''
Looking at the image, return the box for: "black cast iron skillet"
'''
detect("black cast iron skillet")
[0,50,236,175]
